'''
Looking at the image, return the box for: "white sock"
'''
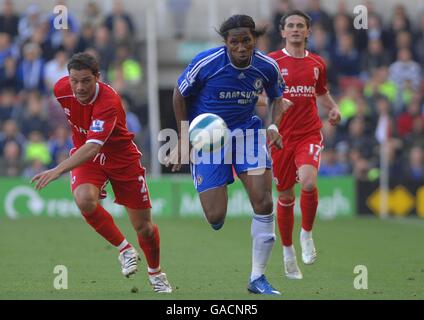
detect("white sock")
[283,245,296,261]
[301,228,312,242]
[250,213,275,282]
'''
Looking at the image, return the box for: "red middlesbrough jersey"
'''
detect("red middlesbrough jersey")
[268,49,328,143]
[53,76,141,167]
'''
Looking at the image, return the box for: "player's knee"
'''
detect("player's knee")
[74,193,98,214]
[204,209,226,230]
[301,180,317,192]
[134,222,154,238]
[252,196,273,214]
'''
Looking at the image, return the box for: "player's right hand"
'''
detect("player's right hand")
[31,168,61,190]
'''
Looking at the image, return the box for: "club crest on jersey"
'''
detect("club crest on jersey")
[253,78,263,90]
[281,68,288,76]
[313,67,319,80]
[90,119,105,132]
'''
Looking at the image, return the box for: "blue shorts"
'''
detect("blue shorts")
[190,119,271,193]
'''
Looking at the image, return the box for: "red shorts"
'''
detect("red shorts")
[70,151,152,210]
[271,132,323,191]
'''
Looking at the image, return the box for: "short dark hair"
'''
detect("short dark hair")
[67,52,99,75]
[218,14,266,40]
[279,10,312,30]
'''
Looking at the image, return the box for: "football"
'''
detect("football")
[189,113,229,152]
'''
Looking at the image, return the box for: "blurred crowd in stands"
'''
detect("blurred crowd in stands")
[0,0,423,182]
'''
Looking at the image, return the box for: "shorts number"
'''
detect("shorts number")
[309,144,322,160]
[138,175,147,193]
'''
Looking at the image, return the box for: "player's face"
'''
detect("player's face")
[225,28,256,67]
[281,15,310,45]
[69,69,99,104]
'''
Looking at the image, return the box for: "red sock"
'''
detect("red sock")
[300,188,318,232]
[82,204,126,247]
[277,198,295,246]
[138,224,161,274]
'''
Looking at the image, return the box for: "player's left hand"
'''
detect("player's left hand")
[31,168,61,190]
[328,108,341,126]
[267,128,283,149]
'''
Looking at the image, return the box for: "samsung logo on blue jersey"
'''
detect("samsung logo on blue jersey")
[219,91,259,99]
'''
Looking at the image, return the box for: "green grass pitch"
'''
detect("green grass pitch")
[0,216,423,300]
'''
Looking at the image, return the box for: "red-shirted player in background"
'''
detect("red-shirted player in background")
[31,53,172,293]
[268,11,341,280]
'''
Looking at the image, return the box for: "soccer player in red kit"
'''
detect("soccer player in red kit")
[268,11,341,279]
[31,53,172,293]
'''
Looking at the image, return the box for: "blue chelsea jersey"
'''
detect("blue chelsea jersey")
[177,46,285,130]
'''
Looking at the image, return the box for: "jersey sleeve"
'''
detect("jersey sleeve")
[316,58,329,96]
[86,100,118,146]
[177,53,208,97]
[263,62,285,101]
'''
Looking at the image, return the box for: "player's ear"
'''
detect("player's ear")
[95,72,100,81]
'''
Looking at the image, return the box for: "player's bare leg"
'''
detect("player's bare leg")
[239,169,281,294]
[73,184,135,276]
[198,185,228,230]
[126,207,172,293]
[278,188,303,279]
[298,164,318,264]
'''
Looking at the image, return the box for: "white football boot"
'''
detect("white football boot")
[118,247,140,277]
[284,257,303,280]
[149,272,173,293]
[300,235,317,265]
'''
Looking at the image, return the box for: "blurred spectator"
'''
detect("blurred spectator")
[0,56,18,91]
[121,95,142,138]
[16,42,46,93]
[403,116,424,150]
[0,88,18,124]
[92,25,115,77]
[48,125,72,167]
[360,39,391,80]
[80,1,104,29]
[24,130,51,166]
[403,146,424,181]
[0,0,19,37]
[364,66,397,104]
[44,49,69,92]
[76,23,96,53]
[413,11,424,66]
[60,29,78,57]
[112,17,136,53]
[107,45,142,95]
[331,33,360,78]
[28,23,55,61]
[16,90,50,138]
[22,159,46,179]
[306,0,333,32]
[345,116,376,160]
[17,3,44,44]
[167,0,192,40]
[338,85,361,123]
[0,119,26,157]
[319,148,350,176]
[0,32,18,64]
[0,140,24,176]
[105,0,135,36]
[267,0,292,51]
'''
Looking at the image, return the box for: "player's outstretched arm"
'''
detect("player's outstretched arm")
[317,92,341,126]
[31,142,101,190]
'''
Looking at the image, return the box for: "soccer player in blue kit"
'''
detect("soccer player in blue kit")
[167,15,292,295]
